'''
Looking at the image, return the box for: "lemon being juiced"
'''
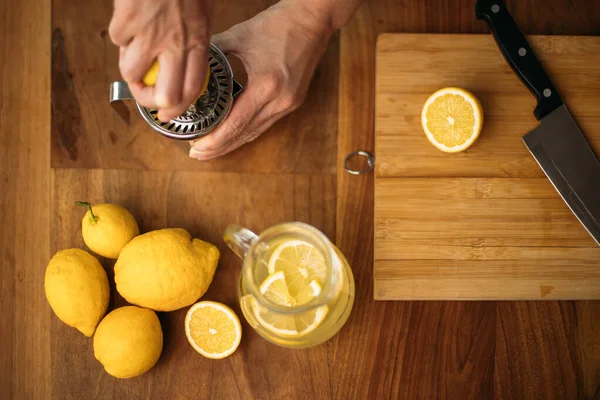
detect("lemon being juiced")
[143,59,210,101]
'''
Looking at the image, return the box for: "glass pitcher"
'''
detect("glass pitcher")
[224,222,355,349]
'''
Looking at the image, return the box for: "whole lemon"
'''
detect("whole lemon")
[114,228,219,311]
[77,202,139,259]
[44,249,110,337]
[93,306,163,379]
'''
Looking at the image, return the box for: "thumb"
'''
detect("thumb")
[211,30,241,55]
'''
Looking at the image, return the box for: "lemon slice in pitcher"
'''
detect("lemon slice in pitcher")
[267,240,327,298]
[260,271,295,307]
[293,280,328,336]
[253,272,328,337]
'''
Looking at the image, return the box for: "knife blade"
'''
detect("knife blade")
[476,0,600,246]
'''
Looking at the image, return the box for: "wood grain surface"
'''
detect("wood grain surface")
[373,34,600,300]
[1,0,599,399]
[50,0,338,174]
[0,0,52,398]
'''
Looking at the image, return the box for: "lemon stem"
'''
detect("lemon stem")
[75,201,98,224]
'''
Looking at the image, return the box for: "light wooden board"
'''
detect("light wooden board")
[374,34,600,300]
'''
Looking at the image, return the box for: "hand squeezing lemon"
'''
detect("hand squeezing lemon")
[421,87,483,153]
[143,59,211,100]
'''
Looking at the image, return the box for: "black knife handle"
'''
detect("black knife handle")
[475,0,563,120]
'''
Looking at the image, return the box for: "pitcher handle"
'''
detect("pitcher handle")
[109,81,134,103]
[223,225,258,259]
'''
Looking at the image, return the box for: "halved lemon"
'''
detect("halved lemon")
[184,301,242,359]
[143,60,211,97]
[267,240,327,297]
[421,87,483,153]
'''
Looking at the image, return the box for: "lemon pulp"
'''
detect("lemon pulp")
[421,87,483,153]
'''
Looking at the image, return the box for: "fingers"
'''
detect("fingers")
[121,45,208,121]
[155,50,186,121]
[118,36,155,83]
[181,46,209,108]
[189,110,279,160]
[189,84,266,160]
[128,81,159,109]
[108,6,135,47]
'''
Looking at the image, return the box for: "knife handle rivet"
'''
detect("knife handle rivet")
[518,47,527,57]
[543,88,552,98]
[491,4,500,13]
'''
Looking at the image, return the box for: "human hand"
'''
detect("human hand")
[109,0,213,122]
[188,0,335,160]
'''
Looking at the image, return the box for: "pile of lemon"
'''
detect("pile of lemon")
[44,202,242,379]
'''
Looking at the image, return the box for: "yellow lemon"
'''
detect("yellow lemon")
[114,228,220,312]
[143,59,211,99]
[142,60,160,86]
[185,301,242,359]
[44,249,109,337]
[76,202,139,259]
[421,87,483,153]
[93,306,163,379]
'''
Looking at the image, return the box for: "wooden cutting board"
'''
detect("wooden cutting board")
[374,34,600,300]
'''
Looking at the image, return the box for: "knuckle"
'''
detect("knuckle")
[108,9,134,44]
[279,91,304,112]
[259,72,283,98]
[108,22,123,45]
[169,30,186,48]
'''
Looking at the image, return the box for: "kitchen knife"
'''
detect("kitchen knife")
[476,0,600,246]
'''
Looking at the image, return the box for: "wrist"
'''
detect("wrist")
[280,0,336,39]
[285,0,361,31]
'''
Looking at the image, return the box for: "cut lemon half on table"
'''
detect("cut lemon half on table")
[250,271,328,337]
[185,301,242,359]
[421,87,483,153]
[267,240,327,298]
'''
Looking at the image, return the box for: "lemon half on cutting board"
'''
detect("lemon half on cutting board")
[421,87,483,153]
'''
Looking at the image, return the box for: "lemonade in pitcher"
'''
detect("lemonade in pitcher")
[224,222,355,348]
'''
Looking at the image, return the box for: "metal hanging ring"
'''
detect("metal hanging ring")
[344,151,375,175]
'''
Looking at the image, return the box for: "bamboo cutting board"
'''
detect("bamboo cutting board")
[374,34,600,300]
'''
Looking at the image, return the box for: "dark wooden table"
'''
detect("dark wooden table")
[2,0,600,399]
